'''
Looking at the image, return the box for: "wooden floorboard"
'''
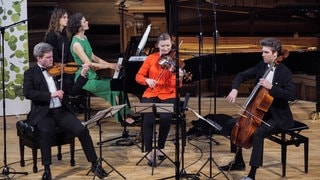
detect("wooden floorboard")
[0,97,319,180]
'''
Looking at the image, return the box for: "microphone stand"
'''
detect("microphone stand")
[97,0,138,147]
[191,1,231,179]
[160,1,181,179]
[120,0,126,54]
[196,0,204,116]
[1,20,28,178]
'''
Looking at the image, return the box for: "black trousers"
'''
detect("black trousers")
[141,97,176,152]
[36,107,97,165]
[223,117,279,167]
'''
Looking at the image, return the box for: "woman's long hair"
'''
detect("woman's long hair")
[45,8,72,39]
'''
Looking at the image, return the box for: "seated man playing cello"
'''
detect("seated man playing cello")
[219,37,297,180]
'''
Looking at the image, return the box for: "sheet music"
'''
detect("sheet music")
[82,104,127,127]
[106,104,127,117]
[136,24,152,56]
[132,103,174,113]
[82,107,112,127]
[128,56,147,62]
[113,57,123,79]
[187,107,222,131]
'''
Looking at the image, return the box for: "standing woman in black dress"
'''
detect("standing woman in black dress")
[44,8,72,63]
[44,8,76,94]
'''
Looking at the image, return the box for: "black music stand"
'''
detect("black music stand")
[96,103,139,148]
[85,105,126,179]
[133,103,175,175]
[188,107,230,180]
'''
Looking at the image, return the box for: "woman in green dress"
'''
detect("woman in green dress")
[68,12,128,122]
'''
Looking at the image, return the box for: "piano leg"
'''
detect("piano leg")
[310,75,320,120]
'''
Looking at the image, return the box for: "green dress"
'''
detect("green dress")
[70,36,123,120]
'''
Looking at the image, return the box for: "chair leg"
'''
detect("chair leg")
[19,139,25,167]
[304,138,309,173]
[70,139,75,166]
[141,118,145,152]
[32,147,38,173]
[57,145,62,160]
[281,133,287,177]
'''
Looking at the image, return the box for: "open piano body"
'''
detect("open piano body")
[163,0,320,110]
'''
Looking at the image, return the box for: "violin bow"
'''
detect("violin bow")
[60,42,64,89]
[232,101,271,127]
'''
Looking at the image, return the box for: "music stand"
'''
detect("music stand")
[85,104,126,179]
[188,107,230,180]
[133,103,175,175]
[96,104,139,147]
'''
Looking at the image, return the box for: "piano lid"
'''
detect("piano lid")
[164,0,320,37]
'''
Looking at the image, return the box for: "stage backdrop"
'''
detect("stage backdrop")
[0,0,30,116]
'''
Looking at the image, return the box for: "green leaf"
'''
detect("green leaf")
[11,13,20,22]
[15,49,24,58]
[15,74,23,84]
[12,2,21,13]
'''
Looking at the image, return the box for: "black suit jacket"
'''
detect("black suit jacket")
[23,65,87,126]
[232,60,297,130]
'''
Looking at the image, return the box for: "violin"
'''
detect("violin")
[158,48,192,82]
[47,62,80,77]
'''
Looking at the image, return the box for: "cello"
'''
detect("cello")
[230,49,289,149]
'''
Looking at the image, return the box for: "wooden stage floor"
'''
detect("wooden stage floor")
[0,97,319,180]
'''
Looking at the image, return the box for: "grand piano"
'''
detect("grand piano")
[121,0,320,111]
[166,0,320,109]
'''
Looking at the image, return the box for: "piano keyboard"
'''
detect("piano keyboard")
[113,57,123,79]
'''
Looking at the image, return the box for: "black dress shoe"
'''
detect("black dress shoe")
[219,161,245,171]
[42,170,52,180]
[158,155,166,161]
[91,163,108,179]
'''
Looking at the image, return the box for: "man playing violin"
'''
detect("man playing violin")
[23,42,108,180]
[219,37,296,180]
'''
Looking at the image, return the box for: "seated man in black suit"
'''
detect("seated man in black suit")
[219,37,296,180]
[23,42,107,180]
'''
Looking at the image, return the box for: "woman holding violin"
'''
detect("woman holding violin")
[219,37,296,180]
[135,33,184,166]
[44,8,77,95]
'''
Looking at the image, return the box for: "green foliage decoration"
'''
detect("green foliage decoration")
[0,0,28,101]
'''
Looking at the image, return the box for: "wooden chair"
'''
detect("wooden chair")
[16,120,75,173]
[263,119,309,177]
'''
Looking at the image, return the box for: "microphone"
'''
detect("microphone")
[214,30,219,44]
